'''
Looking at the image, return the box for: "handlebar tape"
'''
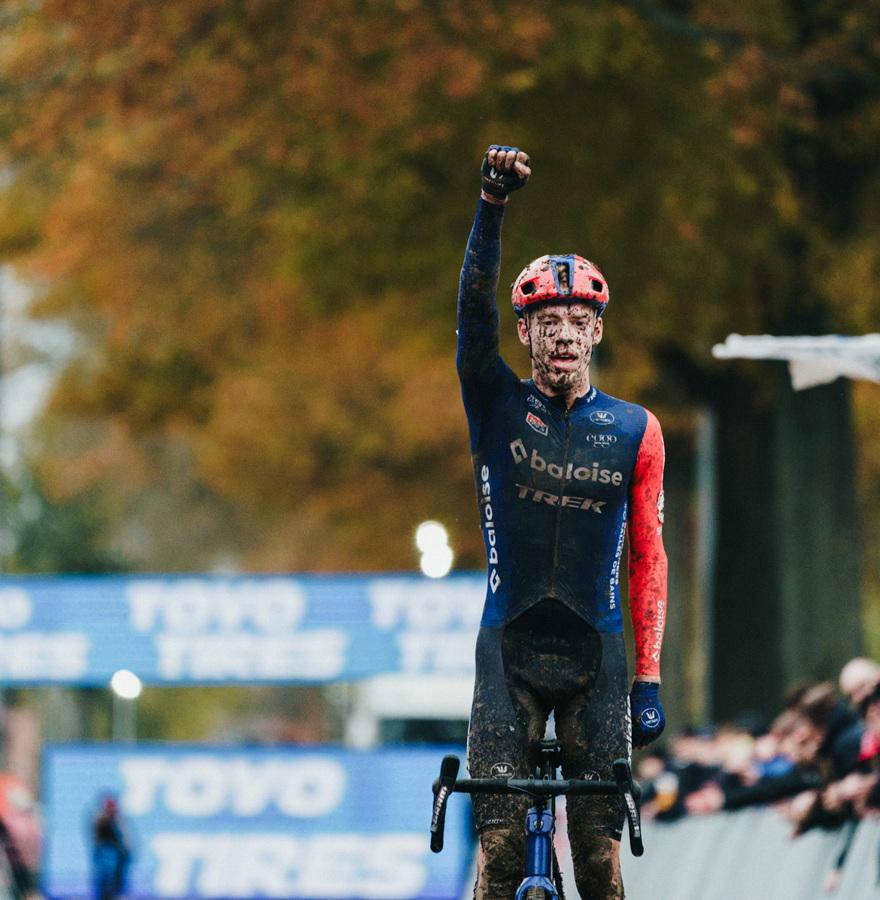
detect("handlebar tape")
[613,759,644,857]
[430,755,460,853]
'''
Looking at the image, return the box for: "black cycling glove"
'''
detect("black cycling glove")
[481,145,529,200]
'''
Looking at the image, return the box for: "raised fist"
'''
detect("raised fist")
[481,145,531,203]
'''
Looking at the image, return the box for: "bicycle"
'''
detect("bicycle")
[430,739,643,900]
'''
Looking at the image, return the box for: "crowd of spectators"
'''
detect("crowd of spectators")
[636,656,880,892]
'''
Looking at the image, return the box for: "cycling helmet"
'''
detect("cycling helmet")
[511,254,609,317]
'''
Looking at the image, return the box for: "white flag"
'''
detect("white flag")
[711,334,880,390]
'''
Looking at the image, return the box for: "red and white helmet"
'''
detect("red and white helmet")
[511,254,610,317]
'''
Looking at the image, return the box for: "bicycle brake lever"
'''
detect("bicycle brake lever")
[613,759,644,857]
[430,755,460,853]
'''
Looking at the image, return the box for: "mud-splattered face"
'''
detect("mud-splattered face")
[517,302,603,396]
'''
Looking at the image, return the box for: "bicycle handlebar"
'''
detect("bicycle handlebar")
[441,776,623,796]
[429,755,460,853]
[430,754,644,857]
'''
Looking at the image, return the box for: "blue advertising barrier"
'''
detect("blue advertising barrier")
[0,574,484,684]
[43,745,472,900]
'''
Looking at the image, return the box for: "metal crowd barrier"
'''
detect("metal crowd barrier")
[616,808,880,900]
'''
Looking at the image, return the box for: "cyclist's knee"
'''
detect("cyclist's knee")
[474,826,523,900]
[571,834,624,900]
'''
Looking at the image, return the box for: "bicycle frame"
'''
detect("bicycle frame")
[515,742,562,899]
[516,799,558,899]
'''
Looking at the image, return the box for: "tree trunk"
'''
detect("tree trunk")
[710,367,861,720]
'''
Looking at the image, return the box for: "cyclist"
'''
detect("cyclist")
[458,146,668,899]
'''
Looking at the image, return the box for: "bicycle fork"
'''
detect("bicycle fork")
[515,801,559,900]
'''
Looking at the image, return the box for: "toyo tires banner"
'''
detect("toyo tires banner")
[43,745,472,900]
[0,575,483,684]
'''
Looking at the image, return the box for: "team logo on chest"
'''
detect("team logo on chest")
[526,412,548,436]
[589,410,615,426]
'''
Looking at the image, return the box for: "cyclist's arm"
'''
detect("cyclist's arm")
[456,196,506,385]
[457,146,529,388]
[627,410,668,682]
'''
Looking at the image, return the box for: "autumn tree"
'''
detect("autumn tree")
[1,1,879,713]
[0,1,750,564]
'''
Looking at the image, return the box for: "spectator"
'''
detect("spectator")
[92,796,131,900]
[853,682,880,810]
[817,677,880,891]
[0,774,41,900]
[839,657,880,708]
[798,682,862,780]
[684,709,824,816]
[639,655,880,888]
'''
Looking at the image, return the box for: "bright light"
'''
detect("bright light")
[110,669,143,700]
[415,520,449,553]
[416,520,454,577]
[420,544,454,579]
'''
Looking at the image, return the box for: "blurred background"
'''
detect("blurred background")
[0,1,878,898]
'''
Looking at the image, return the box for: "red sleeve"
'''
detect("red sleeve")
[628,409,668,681]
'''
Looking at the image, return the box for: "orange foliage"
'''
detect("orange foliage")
[1,1,878,571]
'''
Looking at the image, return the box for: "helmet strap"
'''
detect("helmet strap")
[520,312,535,362]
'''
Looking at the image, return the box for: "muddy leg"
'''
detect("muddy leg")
[570,834,624,900]
[474,826,524,900]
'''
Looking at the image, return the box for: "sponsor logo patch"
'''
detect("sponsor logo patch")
[586,433,618,447]
[640,707,662,729]
[526,412,548,436]
[490,762,515,778]
[515,483,606,513]
[625,696,633,758]
[526,394,547,412]
[657,490,665,525]
[589,410,615,426]
[651,599,665,663]
[480,465,501,594]
[509,440,624,486]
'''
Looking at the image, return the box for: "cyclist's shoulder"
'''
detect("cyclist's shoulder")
[593,390,665,429]
[460,355,519,395]
[591,387,650,412]
[582,388,653,432]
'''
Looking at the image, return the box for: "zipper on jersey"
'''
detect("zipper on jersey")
[550,405,571,595]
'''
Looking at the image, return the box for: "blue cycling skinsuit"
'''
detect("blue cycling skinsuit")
[458,197,667,898]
